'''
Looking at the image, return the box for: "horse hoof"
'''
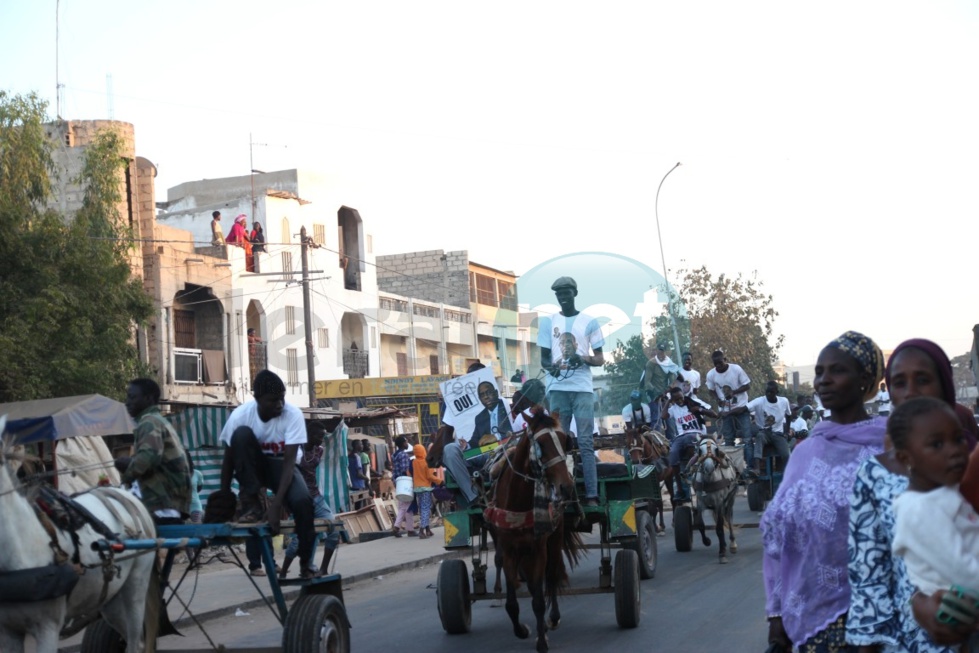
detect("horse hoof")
[702,537,712,547]
[491,598,503,608]
[537,636,549,653]
[730,542,738,554]
[657,530,665,537]
[719,555,728,564]
[547,617,560,630]
[517,624,530,639]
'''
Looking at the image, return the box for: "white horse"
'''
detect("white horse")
[0,418,159,653]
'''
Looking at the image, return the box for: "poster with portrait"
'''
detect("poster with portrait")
[440,368,514,445]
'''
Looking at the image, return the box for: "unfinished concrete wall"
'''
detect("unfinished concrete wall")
[375,249,470,309]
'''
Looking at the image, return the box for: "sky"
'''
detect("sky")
[2,0,978,369]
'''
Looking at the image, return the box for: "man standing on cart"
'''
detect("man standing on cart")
[622,389,653,430]
[538,276,605,507]
[219,370,317,579]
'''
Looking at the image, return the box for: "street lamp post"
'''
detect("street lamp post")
[655,162,683,357]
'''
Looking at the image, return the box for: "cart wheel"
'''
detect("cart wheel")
[614,550,641,628]
[747,482,765,512]
[674,505,693,552]
[282,594,350,653]
[437,559,472,634]
[80,619,126,653]
[627,510,657,580]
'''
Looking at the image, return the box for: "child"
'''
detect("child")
[412,443,440,539]
[891,396,979,627]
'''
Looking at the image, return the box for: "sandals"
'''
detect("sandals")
[391,526,404,538]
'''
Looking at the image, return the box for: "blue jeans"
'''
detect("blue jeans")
[443,442,489,503]
[547,390,597,498]
[719,411,753,460]
[285,494,339,568]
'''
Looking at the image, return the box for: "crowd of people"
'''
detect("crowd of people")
[108,286,979,651]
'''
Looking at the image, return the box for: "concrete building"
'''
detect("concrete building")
[374,250,537,390]
[152,169,379,407]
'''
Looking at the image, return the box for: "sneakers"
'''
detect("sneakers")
[250,567,266,577]
[582,497,600,507]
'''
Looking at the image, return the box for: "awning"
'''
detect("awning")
[0,395,136,444]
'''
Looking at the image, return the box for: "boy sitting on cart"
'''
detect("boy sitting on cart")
[665,386,719,501]
[218,370,317,579]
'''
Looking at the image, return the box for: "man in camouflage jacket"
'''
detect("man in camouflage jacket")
[120,378,191,521]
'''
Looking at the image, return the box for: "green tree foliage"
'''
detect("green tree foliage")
[599,334,648,415]
[0,91,152,402]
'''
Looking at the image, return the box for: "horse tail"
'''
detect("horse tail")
[561,522,584,569]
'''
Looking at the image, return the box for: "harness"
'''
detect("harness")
[483,423,568,537]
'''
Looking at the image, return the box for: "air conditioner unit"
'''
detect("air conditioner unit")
[174,348,203,384]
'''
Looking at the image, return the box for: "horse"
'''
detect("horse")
[623,425,672,533]
[0,427,160,653]
[484,409,582,653]
[685,437,740,564]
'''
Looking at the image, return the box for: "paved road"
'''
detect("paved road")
[135,496,771,653]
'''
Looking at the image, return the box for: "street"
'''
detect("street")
[140,495,770,653]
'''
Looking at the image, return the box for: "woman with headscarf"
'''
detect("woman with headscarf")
[763,331,887,653]
[226,214,254,271]
[847,338,979,652]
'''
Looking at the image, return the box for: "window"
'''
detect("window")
[396,352,408,377]
[281,218,291,244]
[173,309,196,348]
[287,348,299,385]
[370,326,377,348]
[285,306,296,335]
[474,273,497,306]
[429,355,440,375]
[281,251,293,273]
[313,224,326,245]
[497,280,516,310]
[379,297,408,312]
[318,328,330,348]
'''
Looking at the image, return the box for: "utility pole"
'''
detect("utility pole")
[300,226,317,408]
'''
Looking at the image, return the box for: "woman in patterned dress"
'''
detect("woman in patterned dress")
[763,331,887,652]
[846,339,979,652]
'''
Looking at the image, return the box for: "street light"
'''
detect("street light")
[655,162,682,357]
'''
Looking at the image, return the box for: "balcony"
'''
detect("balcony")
[343,348,369,379]
[174,348,227,385]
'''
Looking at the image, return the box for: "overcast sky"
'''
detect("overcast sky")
[3,0,978,369]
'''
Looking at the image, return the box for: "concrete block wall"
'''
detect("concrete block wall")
[375,249,471,309]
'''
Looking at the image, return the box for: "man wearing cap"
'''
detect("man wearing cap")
[622,390,653,430]
[642,342,681,438]
[538,276,605,507]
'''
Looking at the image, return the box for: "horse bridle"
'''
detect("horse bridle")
[501,422,569,484]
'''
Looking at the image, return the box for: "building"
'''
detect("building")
[151,169,380,407]
[374,249,537,390]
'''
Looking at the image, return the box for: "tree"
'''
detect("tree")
[0,91,153,402]
[651,266,784,401]
[599,334,648,415]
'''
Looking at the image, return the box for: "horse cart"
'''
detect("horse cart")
[746,436,786,512]
[436,429,661,637]
[84,519,351,653]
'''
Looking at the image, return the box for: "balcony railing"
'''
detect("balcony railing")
[343,349,369,379]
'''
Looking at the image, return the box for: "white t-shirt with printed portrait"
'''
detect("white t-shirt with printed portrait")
[679,368,701,397]
[705,363,751,411]
[220,400,306,462]
[537,311,605,394]
[746,395,792,432]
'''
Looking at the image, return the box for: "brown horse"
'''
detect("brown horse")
[624,425,672,533]
[484,410,582,653]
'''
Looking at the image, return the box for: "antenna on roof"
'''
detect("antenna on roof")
[56,0,64,118]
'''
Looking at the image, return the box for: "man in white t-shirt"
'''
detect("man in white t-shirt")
[745,381,792,475]
[705,350,752,449]
[874,382,892,417]
[538,276,605,507]
[621,390,653,430]
[219,370,316,579]
[679,351,701,399]
[665,386,718,501]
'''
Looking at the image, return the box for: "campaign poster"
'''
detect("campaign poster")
[440,368,514,444]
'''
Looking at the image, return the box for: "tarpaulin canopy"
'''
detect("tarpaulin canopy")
[0,394,136,445]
